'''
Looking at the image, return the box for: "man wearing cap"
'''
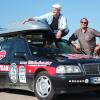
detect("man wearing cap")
[24,4,69,39]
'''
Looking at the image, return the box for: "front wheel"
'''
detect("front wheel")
[34,71,57,100]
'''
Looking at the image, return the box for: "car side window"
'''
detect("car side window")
[10,38,29,61]
[0,39,13,63]
[2,41,13,52]
[12,38,26,53]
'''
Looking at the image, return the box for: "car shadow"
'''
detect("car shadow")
[56,92,100,100]
[0,89,100,100]
[0,89,35,97]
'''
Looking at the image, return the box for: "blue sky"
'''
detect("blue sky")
[0,0,100,41]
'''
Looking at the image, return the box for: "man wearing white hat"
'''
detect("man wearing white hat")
[24,4,69,39]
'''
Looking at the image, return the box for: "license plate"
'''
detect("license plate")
[91,77,100,84]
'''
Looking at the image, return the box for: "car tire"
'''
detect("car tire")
[34,71,57,100]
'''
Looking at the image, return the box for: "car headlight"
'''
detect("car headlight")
[56,65,81,74]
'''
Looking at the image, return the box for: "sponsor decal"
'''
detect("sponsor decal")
[9,63,18,83]
[19,66,26,83]
[20,61,27,65]
[27,60,52,66]
[0,65,9,71]
[0,50,6,60]
[61,54,93,59]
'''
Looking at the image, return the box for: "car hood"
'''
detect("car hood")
[51,54,100,64]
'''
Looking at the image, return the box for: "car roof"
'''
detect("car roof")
[0,20,52,36]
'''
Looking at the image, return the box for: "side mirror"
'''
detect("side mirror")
[14,52,28,60]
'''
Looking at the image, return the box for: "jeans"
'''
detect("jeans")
[53,29,69,37]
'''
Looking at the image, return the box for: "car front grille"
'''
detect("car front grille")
[83,63,100,75]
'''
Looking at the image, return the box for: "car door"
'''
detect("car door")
[0,38,14,85]
[8,38,30,85]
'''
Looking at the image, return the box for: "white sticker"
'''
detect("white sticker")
[28,60,52,66]
[9,63,18,83]
[0,65,9,71]
[19,66,26,83]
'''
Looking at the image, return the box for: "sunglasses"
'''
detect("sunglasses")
[81,21,87,24]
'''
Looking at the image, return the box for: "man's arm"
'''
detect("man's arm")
[69,34,77,43]
[94,44,100,56]
[92,29,100,37]
[69,34,80,49]
[90,29,100,56]
[23,13,49,24]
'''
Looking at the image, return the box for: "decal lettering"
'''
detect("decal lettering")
[0,65,9,71]
[20,61,27,64]
[28,60,52,66]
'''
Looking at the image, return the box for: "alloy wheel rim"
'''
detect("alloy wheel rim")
[36,75,51,97]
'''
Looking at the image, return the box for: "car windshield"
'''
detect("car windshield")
[28,40,78,56]
[24,33,83,56]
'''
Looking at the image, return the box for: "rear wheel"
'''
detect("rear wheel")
[34,71,57,100]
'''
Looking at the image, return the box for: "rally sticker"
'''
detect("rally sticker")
[27,60,52,66]
[9,63,18,83]
[61,54,93,59]
[19,66,26,83]
[0,65,9,71]
[0,50,6,60]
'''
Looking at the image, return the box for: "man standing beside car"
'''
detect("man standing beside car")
[69,18,100,56]
[23,4,69,39]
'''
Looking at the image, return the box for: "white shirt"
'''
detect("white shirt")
[33,12,68,31]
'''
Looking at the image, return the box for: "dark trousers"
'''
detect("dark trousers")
[53,29,69,37]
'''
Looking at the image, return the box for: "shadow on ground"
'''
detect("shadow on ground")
[0,89,100,100]
[56,93,100,100]
[0,89,35,97]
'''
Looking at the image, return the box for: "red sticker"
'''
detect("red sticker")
[0,50,6,60]
[62,54,93,59]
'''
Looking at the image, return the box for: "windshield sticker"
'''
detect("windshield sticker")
[0,65,9,71]
[62,54,93,59]
[19,66,26,83]
[28,60,52,66]
[0,50,6,60]
[9,63,18,83]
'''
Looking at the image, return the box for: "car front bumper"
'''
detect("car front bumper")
[50,74,100,94]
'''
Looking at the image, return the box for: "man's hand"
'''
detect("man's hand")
[22,18,34,24]
[74,43,81,50]
[56,30,62,39]
[71,41,81,50]
[94,44,100,55]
